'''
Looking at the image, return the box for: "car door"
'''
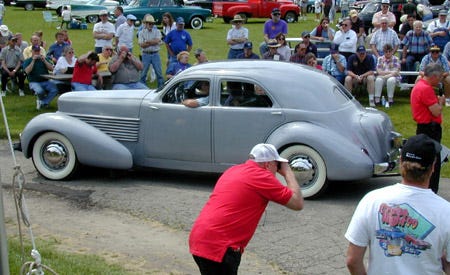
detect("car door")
[212,79,286,165]
[141,78,212,163]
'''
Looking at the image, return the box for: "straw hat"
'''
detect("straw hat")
[230,14,244,24]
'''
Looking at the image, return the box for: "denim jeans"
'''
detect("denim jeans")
[112,82,149,90]
[71,82,97,91]
[29,81,58,105]
[140,52,164,88]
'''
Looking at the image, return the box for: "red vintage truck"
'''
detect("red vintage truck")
[213,0,300,23]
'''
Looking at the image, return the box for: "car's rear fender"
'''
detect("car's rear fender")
[266,122,374,181]
[21,113,133,169]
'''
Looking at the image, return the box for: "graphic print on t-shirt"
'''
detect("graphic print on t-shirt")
[376,203,434,257]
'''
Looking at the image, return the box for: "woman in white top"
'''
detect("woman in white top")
[162,12,176,37]
[276,32,291,61]
[53,46,76,75]
[162,12,176,66]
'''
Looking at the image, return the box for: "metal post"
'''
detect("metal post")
[0,170,10,275]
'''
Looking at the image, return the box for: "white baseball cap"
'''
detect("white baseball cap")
[249,144,287,163]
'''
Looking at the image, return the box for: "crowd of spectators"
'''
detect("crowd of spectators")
[1,1,450,110]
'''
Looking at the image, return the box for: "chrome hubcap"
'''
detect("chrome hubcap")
[42,141,68,171]
[289,156,316,188]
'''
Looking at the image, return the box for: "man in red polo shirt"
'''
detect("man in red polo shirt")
[410,63,446,193]
[71,51,102,91]
[189,143,304,274]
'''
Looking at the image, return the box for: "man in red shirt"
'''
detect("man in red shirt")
[410,63,446,193]
[189,143,304,274]
[71,51,102,91]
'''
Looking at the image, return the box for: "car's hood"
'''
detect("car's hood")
[57,90,153,118]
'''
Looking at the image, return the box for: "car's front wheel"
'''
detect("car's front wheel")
[32,132,79,180]
[284,11,296,23]
[278,145,328,199]
[87,15,99,23]
[190,16,203,29]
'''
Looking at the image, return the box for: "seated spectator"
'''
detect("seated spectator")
[344,46,376,106]
[71,51,101,91]
[263,39,284,60]
[401,20,432,83]
[53,46,76,93]
[418,45,450,105]
[194,48,208,64]
[96,45,113,89]
[276,32,291,61]
[322,43,347,84]
[53,46,76,74]
[349,9,366,47]
[427,10,450,50]
[310,18,335,42]
[304,52,322,70]
[1,35,26,96]
[237,42,259,59]
[23,45,58,110]
[0,24,12,48]
[166,51,191,78]
[333,18,357,60]
[369,16,400,59]
[61,29,72,45]
[375,43,401,106]
[22,34,46,60]
[109,45,148,90]
[301,31,318,57]
[47,31,70,64]
[182,81,209,107]
[399,14,415,41]
[289,42,307,64]
[96,45,113,72]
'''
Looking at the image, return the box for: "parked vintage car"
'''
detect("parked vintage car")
[69,0,120,22]
[12,0,46,10]
[123,0,213,29]
[16,61,402,198]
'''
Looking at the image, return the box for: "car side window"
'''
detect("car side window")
[162,80,209,104]
[220,80,273,108]
[147,0,159,7]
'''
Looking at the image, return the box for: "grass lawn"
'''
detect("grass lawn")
[0,7,448,180]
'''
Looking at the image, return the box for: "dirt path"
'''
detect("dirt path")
[1,189,283,275]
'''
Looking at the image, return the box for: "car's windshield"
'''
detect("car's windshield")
[86,0,103,4]
[127,0,140,6]
[360,2,379,14]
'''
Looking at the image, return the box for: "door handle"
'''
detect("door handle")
[271,111,282,115]
[148,104,159,110]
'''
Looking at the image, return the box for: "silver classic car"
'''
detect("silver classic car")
[17,61,402,198]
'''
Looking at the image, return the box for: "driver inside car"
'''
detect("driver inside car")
[182,81,210,108]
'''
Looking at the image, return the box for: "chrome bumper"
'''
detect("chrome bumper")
[374,133,403,176]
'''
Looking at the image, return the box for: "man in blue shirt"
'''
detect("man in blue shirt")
[46,31,69,64]
[165,17,193,65]
[237,42,259,59]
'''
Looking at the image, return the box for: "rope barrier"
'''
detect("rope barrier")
[0,95,59,275]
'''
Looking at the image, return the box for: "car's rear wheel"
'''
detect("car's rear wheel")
[56,6,63,16]
[32,132,79,180]
[87,15,99,23]
[24,3,34,10]
[284,11,296,23]
[190,16,203,29]
[223,17,231,23]
[278,145,328,199]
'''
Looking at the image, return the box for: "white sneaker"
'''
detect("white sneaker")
[19,90,25,96]
[446,98,450,107]
[369,100,376,107]
[36,99,42,110]
[1,91,5,97]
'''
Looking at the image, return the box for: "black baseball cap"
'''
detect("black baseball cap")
[402,134,441,167]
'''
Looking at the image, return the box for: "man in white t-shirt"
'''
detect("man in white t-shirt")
[115,14,136,52]
[345,134,450,275]
[93,10,115,53]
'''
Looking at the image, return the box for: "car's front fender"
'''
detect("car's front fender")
[267,122,373,181]
[21,113,133,170]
